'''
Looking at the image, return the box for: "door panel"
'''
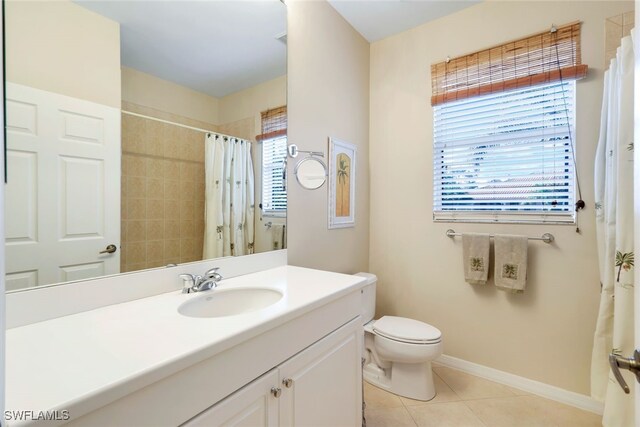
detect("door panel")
[279,318,362,427]
[5,83,120,288]
[182,370,278,427]
[5,150,37,243]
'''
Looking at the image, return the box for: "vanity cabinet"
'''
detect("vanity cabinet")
[183,318,362,427]
[18,269,365,427]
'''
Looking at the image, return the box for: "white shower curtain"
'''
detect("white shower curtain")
[591,31,635,427]
[203,134,255,259]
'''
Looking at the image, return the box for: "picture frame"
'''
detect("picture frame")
[328,137,356,229]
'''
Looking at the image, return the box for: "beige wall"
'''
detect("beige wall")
[219,75,287,136]
[369,0,633,395]
[5,0,120,108]
[122,67,220,126]
[287,0,370,273]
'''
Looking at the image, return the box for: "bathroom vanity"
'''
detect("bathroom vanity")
[6,265,365,426]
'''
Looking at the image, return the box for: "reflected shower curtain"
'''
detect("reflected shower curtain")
[203,134,255,259]
[591,31,635,427]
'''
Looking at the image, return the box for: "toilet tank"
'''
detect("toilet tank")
[355,272,377,324]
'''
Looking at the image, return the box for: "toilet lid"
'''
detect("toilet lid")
[373,316,442,344]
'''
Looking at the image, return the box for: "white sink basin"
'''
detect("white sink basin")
[178,288,284,318]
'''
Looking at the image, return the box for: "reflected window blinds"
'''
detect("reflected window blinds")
[260,106,287,215]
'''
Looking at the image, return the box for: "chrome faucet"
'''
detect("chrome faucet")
[180,267,223,294]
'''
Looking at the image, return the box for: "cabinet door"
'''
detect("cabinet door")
[182,370,279,427]
[279,318,362,427]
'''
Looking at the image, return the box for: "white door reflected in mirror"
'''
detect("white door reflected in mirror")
[295,157,327,190]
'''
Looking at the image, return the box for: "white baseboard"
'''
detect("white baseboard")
[435,354,604,415]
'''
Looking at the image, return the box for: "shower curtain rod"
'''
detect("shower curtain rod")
[121,110,243,142]
[445,229,555,244]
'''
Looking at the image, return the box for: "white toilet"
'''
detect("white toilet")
[357,272,443,401]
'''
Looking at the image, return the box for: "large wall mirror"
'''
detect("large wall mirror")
[4,0,287,292]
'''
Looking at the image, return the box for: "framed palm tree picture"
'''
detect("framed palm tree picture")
[328,137,356,229]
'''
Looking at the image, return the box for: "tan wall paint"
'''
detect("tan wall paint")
[219,75,287,132]
[5,0,120,108]
[287,0,370,273]
[369,0,633,395]
[122,67,220,126]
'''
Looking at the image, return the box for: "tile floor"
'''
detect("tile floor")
[363,366,602,427]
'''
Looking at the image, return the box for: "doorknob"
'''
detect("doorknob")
[99,244,117,254]
[609,349,640,394]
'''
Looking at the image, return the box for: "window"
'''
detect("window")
[431,22,586,224]
[433,81,576,223]
[262,136,287,215]
[258,106,287,216]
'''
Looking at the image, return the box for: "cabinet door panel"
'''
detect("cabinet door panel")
[279,317,362,427]
[182,370,278,427]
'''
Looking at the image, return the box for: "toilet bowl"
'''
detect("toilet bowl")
[356,273,443,401]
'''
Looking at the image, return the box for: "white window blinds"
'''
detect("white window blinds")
[433,81,576,224]
[262,136,287,215]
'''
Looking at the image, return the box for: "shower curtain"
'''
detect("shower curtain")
[591,31,635,427]
[203,134,255,259]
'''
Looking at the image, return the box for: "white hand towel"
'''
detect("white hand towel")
[494,234,528,293]
[462,233,490,285]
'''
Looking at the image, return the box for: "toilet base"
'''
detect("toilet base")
[364,360,436,401]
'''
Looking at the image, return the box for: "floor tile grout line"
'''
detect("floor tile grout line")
[459,399,490,427]
[403,405,420,427]
[433,369,466,401]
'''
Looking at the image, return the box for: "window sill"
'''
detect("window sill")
[262,212,287,219]
[433,211,576,225]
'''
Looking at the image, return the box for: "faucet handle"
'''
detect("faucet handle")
[204,267,219,275]
[179,274,196,294]
[204,267,222,281]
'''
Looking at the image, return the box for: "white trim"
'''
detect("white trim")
[436,354,604,415]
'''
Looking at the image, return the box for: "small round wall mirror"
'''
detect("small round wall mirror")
[295,157,327,190]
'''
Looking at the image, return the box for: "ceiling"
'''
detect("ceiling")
[327,0,481,42]
[76,1,287,98]
[75,0,477,97]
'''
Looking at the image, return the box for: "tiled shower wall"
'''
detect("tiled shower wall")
[121,103,210,272]
[605,11,634,68]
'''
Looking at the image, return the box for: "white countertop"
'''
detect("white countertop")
[6,266,365,425]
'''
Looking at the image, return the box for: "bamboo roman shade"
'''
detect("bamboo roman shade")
[431,22,587,106]
[257,106,287,141]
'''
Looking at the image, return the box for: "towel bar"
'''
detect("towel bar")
[445,229,554,244]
